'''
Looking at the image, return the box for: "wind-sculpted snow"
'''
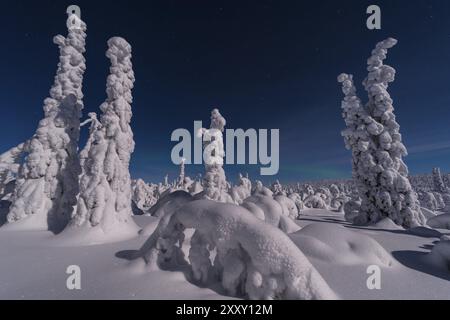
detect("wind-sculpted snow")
[7,15,87,232]
[140,199,337,300]
[338,38,425,228]
[67,37,139,240]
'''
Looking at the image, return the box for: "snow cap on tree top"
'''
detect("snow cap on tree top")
[210,108,226,132]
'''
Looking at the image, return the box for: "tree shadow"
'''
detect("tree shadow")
[115,246,236,299]
[0,200,10,227]
[392,249,450,282]
[345,225,446,239]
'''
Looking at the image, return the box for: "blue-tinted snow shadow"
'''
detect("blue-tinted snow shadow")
[392,248,450,282]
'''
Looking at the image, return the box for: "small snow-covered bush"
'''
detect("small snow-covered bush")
[288,192,304,212]
[290,223,393,266]
[304,194,327,210]
[67,37,139,239]
[344,200,362,224]
[141,200,337,300]
[229,174,252,205]
[7,15,87,232]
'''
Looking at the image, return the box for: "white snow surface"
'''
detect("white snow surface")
[1,207,449,299]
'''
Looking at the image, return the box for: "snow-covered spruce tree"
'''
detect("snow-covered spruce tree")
[68,37,138,237]
[432,168,447,193]
[338,38,425,228]
[198,109,232,203]
[7,14,87,232]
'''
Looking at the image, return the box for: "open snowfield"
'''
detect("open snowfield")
[0,210,448,300]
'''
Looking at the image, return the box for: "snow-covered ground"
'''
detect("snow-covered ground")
[0,210,448,300]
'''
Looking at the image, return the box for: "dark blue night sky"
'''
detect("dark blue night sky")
[0,0,449,184]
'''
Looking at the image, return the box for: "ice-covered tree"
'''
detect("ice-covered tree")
[432,168,447,193]
[68,37,138,237]
[338,38,425,228]
[7,14,87,232]
[198,108,231,202]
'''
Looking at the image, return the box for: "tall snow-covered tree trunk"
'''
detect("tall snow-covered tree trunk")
[7,15,87,232]
[68,37,138,238]
[338,38,425,228]
[199,109,231,203]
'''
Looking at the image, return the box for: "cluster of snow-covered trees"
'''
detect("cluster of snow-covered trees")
[2,12,450,297]
[0,14,138,241]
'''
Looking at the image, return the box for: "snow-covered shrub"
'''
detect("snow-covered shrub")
[338,38,425,228]
[304,194,327,209]
[7,15,87,232]
[68,37,138,238]
[427,240,450,272]
[141,199,337,300]
[146,190,194,219]
[288,192,304,212]
[433,192,445,210]
[229,174,252,205]
[344,199,362,224]
[316,187,332,206]
[427,213,450,230]
[418,192,438,211]
[132,179,157,213]
[0,143,24,199]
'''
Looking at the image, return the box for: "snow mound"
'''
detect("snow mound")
[141,199,337,300]
[290,223,393,266]
[55,219,140,246]
[147,190,193,218]
[242,195,300,233]
[372,218,404,231]
[427,213,450,230]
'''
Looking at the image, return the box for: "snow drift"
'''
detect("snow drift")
[139,199,337,300]
[290,223,393,266]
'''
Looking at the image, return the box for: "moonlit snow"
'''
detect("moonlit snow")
[0,13,450,301]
